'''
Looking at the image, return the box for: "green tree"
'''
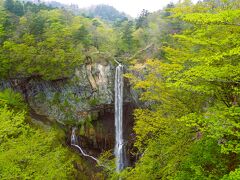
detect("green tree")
[136,9,150,29]
[0,89,76,179]
[4,0,24,16]
[118,20,135,55]
[4,0,14,12]
[74,25,92,48]
[124,0,240,179]
[0,3,7,41]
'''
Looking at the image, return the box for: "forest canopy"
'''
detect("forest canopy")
[0,0,240,179]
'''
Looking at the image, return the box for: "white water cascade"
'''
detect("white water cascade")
[114,64,124,172]
[71,127,99,163]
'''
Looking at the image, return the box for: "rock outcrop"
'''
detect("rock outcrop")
[1,60,140,125]
[31,62,115,124]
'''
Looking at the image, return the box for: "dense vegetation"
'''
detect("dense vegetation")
[121,0,240,179]
[79,4,129,23]
[0,0,114,178]
[41,1,129,23]
[0,0,240,179]
[0,0,124,80]
[0,88,72,178]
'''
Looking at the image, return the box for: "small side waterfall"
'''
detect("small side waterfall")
[114,64,124,172]
[71,127,99,163]
[71,127,78,145]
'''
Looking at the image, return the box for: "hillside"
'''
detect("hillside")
[23,0,130,22]
[79,4,130,23]
[1,0,240,179]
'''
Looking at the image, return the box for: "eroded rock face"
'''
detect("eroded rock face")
[78,63,114,104]
[0,62,115,124]
[34,62,114,124]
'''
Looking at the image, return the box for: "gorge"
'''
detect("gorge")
[0,60,135,176]
[1,0,239,179]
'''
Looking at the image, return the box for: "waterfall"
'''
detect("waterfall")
[114,64,124,172]
[71,127,99,163]
[71,127,78,145]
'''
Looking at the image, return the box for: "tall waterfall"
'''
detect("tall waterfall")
[114,64,124,172]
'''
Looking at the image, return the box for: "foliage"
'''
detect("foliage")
[4,0,24,16]
[0,1,119,80]
[123,0,240,179]
[136,9,150,29]
[0,90,76,179]
[0,88,26,110]
[83,4,128,23]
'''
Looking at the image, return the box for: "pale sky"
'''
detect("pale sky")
[44,0,185,17]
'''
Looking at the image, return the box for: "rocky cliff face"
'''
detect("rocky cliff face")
[29,62,114,124]
[0,62,114,123]
[77,62,114,104]
[0,61,136,123]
